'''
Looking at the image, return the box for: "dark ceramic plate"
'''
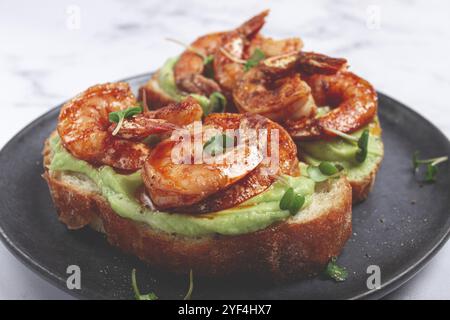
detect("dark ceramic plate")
[0,74,449,300]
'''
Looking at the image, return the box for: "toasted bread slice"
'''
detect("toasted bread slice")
[43,135,352,280]
[138,71,178,109]
[348,154,383,204]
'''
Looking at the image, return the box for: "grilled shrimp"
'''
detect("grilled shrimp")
[142,113,299,213]
[212,10,269,94]
[173,10,269,96]
[109,97,203,140]
[58,83,202,171]
[247,34,303,58]
[286,71,378,140]
[173,32,225,95]
[232,51,347,122]
[213,32,304,97]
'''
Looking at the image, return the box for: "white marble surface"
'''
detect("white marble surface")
[0,0,449,299]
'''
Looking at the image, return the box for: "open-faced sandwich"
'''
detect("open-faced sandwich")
[44,10,383,280]
[141,10,383,203]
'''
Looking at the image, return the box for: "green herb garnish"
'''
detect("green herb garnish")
[413,151,448,182]
[131,269,158,300]
[244,48,266,72]
[203,133,234,156]
[279,187,305,215]
[183,269,194,300]
[109,106,142,136]
[319,161,339,176]
[208,92,227,113]
[325,128,370,163]
[290,194,306,215]
[307,166,329,182]
[203,55,215,78]
[355,129,370,163]
[132,268,194,300]
[203,54,214,65]
[279,187,294,210]
[307,162,343,182]
[325,257,348,282]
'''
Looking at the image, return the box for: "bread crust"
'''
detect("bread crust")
[348,156,382,204]
[43,137,352,279]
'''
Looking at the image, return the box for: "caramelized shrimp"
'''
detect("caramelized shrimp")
[247,34,303,57]
[259,51,348,79]
[233,68,315,122]
[173,10,269,96]
[286,72,378,140]
[213,15,307,96]
[173,32,225,95]
[109,97,203,140]
[58,83,202,171]
[142,113,299,213]
[212,10,269,94]
[232,51,347,122]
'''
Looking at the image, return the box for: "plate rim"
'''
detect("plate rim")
[0,73,449,300]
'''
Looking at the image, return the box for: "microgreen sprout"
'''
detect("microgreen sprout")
[183,269,194,300]
[307,161,344,182]
[132,268,195,300]
[208,92,227,113]
[325,128,370,163]
[243,48,266,71]
[109,106,143,136]
[325,257,348,282]
[203,133,234,156]
[412,151,448,182]
[279,187,305,215]
[219,47,266,71]
[131,269,158,300]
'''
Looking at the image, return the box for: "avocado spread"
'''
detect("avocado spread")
[298,109,383,181]
[49,136,315,237]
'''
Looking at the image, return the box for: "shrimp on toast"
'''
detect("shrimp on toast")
[173,32,225,96]
[142,113,299,213]
[109,97,203,140]
[58,83,202,171]
[232,51,347,122]
[232,50,376,140]
[173,10,269,96]
[286,72,378,140]
[213,11,305,95]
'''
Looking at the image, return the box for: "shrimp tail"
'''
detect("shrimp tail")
[260,51,347,79]
[296,51,348,75]
[286,72,378,140]
[237,9,269,37]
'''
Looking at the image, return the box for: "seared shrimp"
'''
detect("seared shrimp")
[286,72,378,140]
[58,83,202,171]
[232,51,347,122]
[247,34,303,58]
[212,10,269,94]
[233,69,315,122]
[142,113,299,213]
[173,32,225,95]
[173,10,270,96]
[259,51,347,79]
[109,97,203,140]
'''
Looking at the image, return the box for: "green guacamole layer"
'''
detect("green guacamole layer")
[49,136,315,237]
[298,110,383,181]
[158,57,215,114]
